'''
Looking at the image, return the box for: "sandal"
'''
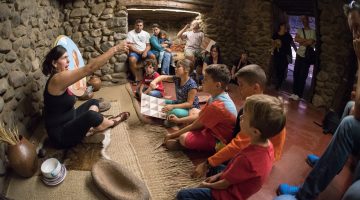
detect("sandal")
[109,112,130,128]
[277,184,300,196]
[306,154,319,168]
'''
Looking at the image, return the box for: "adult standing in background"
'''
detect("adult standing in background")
[275,2,360,199]
[272,23,296,90]
[127,19,156,84]
[290,15,316,101]
[177,20,204,63]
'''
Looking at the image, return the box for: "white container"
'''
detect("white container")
[41,158,61,178]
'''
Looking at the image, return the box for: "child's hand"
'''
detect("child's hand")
[167,114,179,123]
[198,181,211,188]
[192,162,208,178]
[204,174,220,183]
[149,82,157,89]
[162,105,174,112]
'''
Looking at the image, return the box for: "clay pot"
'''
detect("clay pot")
[88,76,101,92]
[7,135,38,178]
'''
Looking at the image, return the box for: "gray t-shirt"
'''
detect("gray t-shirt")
[182,31,204,51]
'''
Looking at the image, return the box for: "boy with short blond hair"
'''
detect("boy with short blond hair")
[164,64,237,151]
[177,94,286,200]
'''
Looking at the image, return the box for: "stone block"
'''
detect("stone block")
[8,71,26,88]
[5,51,17,63]
[70,8,89,18]
[0,39,12,54]
[114,62,127,72]
[0,4,11,22]
[0,79,8,95]
[3,87,14,102]
[100,41,114,52]
[0,21,11,39]
[90,3,106,16]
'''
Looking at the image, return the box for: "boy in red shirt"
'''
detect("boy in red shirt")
[136,59,164,98]
[176,94,286,200]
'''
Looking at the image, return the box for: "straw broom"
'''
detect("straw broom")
[0,123,20,146]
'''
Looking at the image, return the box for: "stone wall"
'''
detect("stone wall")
[63,0,128,85]
[0,0,64,192]
[312,0,355,109]
[201,0,273,72]
[0,0,63,136]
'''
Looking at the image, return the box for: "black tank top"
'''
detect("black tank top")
[43,75,76,130]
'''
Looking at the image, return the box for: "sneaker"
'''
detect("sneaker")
[306,154,319,168]
[277,184,300,195]
[274,195,297,200]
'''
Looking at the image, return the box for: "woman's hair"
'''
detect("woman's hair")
[277,22,287,32]
[176,59,194,73]
[209,44,223,64]
[244,94,286,140]
[344,0,360,16]
[42,45,67,76]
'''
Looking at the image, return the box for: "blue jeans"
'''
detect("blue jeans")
[342,101,355,120]
[129,51,154,62]
[136,87,163,98]
[176,188,212,200]
[342,180,360,200]
[161,51,171,75]
[296,116,360,200]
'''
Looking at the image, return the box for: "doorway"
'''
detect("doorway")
[271,0,318,102]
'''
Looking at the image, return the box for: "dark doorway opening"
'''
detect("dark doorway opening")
[272,0,318,102]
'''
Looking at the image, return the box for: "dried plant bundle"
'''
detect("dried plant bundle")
[0,123,20,146]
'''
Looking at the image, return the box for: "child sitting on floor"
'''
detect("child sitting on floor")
[136,59,164,98]
[158,31,172,74]
[192,64,287,178]
[177,94,286,200]
[163,64,237,152]
[150,59,200,126]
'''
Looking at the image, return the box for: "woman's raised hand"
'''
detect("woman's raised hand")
[114,40,129,54]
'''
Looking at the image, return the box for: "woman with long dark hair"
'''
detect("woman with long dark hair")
[202,44,223,75]
[272,22,295,90]
[42,41,129,148]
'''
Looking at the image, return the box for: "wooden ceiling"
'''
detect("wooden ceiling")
[273,0,316,16]
[128,9,199,22]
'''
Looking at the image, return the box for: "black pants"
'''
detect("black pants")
[49,99,103,148]
[273,54,289,89]
[293,55,310,97]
